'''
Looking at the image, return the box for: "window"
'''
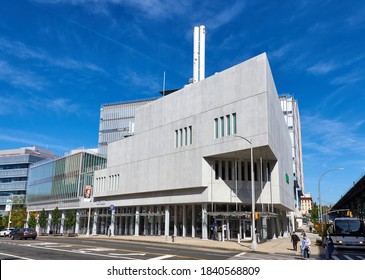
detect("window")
[214,118,219,138]
[232,113,237,134]
[184,127,188,146]
[189,126,193,144]
[247,162,251,181]
[226,115,231,136]
[179,129,183,146]
[228,161,232,180]
[267,162,271,181]
[175,130,178,147]
[240,161,245,181]
[220,117,225,137]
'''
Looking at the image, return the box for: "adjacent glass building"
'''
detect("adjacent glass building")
[0,146,54,215]
[98,98,157,156]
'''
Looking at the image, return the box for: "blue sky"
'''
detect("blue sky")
[0,0,364,206]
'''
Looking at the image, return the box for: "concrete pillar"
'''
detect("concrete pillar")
[92,209,98,235]
[202,203,208,240]
[192,205,196,238]
[61,211,66,234]
[182,205,186,238]
[174,205,178,236]
[110,209,115,236]
[47,212,52,234]
[25,211,30,228]
[124,216,128,235]
[134,206,140,236]
[164,205,170,236]
[158,214,162,236]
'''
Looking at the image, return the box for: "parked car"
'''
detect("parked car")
[10,228,37,240]
[0,228,14,237]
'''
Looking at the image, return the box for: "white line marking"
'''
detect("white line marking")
[344,255,353,260]
[146,247,171,251]
[332,256,340,260]
[0,252,33,260]
[357,256,364,260]
[148,255,175,260]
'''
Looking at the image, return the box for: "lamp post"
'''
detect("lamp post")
[318,168,344,223]
[234,135,257,251]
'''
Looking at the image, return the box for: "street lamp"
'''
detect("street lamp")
[318,168,344,223]
[234,135,257,251]
[2,192,14,229]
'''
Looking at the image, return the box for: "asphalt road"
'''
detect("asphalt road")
[0,236,241,260]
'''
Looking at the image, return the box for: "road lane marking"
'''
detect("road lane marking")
[332,256,340,260]
[344,255,353,260]
[357,256,364,260]
[148,255,175,260]
[146,247,171,251]
[0,252,33,260]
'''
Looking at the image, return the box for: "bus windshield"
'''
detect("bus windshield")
[334,219,364,236]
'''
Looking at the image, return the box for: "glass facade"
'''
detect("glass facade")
[27,152,106,206]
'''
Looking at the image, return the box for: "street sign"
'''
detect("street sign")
[5,199,12,211]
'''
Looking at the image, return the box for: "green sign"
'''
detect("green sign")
[285,173,289,184]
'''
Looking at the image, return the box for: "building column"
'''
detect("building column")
[158,212,162,236]
[36,213,40,234]
[124,216,128,235]
[60,211,66,234]
[202,203,208,240]
[92,209,98,235]
[182,205,186,238]
[174,205,178,236]
[110,209,115,236]
[134,206,140,236]
[47,212,52,234]
[192,205,196,238]
[151,216,155,236]
[25,211,30,228]
[164,205,170,236]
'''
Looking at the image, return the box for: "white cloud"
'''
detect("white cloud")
[307,61,338,75]
[330,69,364,85]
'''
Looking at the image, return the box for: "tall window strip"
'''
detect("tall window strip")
[189,126,193,144]
[241,161,245,181]
[228,161,233,180]
[214,118,219,138]
[214,113,237,138]
[226,115,231,136]
[214,161,219,180]
[232,113,237,134]
[221,161,226,180]
[175,126,193,148]
[220,116,225,137]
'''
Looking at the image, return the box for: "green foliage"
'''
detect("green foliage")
[28,213,37,229]
[0,215,9,229]
[38,209,47,233]
[65,210,76,232]
[52,207,61,233]
[310,203,319,223]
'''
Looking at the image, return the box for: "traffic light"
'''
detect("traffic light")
[254,213,260,220]
[346,211,353,217]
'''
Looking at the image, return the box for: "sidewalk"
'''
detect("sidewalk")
[67,231,324,259]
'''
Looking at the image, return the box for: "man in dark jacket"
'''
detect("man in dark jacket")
[290,231,300,251]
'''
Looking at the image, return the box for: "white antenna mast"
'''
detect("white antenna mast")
[162,70,166,96]
[192,25,205,83]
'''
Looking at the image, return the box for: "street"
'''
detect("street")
[1,236,364,260]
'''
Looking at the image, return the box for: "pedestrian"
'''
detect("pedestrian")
[324,236,334,260]
[301,235,307,259]
[290,231,300,251]
[305,235,311,259]
[309,226,312,233]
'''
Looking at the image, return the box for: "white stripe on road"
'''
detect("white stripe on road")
[148,255,175,260]
[344,255,353,260]
[0,252,33,260]
[357,256,364,260]
[332,256,340,260]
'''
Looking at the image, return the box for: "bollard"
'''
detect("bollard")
[172,235,175,242]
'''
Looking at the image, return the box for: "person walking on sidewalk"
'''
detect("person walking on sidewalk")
[291,231,300,251]
[324,236,334,260]
[301,234,311,259]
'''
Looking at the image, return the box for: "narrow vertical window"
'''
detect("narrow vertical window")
[220,117,225,137]
[228,161,232,180]
[254,162,258,181]
[175,130,178,148]
[232,113,237,134]
[179,129,183,147]
[184,127,188,146]
[226,115,231,136]
[189,126,193,144]
[214,118,219,138]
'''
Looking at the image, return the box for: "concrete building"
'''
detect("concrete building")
[0,146,54,215]
[279,95,305,228]
[301,194,313,216]
[91,53,294,241]
[98,98,157,156]
[25,53,294,242]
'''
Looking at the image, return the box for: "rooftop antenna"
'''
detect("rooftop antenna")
[192,25,205,83]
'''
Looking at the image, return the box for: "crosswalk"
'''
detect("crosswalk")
[331,254,365,260]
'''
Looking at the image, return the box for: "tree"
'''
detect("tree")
[28,212,37,229]
[310,203,319,223]
[64,210,76,234]
[52,207,61,234]
[38,209,47,234]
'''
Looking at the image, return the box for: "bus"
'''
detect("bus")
[328,217,365,249]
